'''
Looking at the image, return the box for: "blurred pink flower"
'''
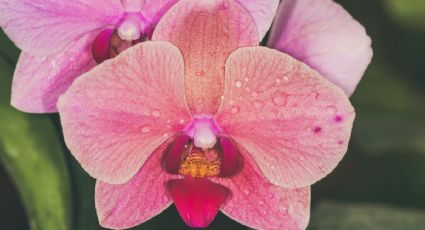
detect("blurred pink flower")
[58,0,356,229]
[0,0,278,113]
[268,0,373,96]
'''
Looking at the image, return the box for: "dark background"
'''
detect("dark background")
[1,0,424,229]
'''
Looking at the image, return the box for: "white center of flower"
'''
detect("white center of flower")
[193,122,217,150]
[118,17,141,41]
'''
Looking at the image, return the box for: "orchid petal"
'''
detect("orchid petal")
[168,178,229,228]
[58,41,192,184]
[152,0,258,114]
[213,150,310,230]
[11,33,97,113]
[235,0,279,39]
[95,140,175,229]
[0,0,123,55]
[215,47,354,188]
[140,0,178,36]
[268,0,373,96]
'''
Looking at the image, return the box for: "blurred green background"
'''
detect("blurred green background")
[1,0,424,229]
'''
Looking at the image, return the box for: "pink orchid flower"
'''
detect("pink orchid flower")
[0,0,278,113]
[57,0,365,229]
[268,0,373,96]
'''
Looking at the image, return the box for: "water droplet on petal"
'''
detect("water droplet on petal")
[179,118,185,124]
[326,106,337,114]
[230,106,240,114]
[252,100,264,109]
[251,91,259,98]
[244,77,249,82]
[275,78,282,84]
[272,91,288,106]
[310,92,319,99]
[244,189,250,195]
[152,110,161,117]
[235,81,242,88]
[195,70,205,76]
[141,125,151,133]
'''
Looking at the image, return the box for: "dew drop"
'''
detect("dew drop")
[230,106,240,114]
[252,100,264,109]
[152,110,161,117]
[275,78,282,84]
[272,91,288,106]
[179,118,185,124]
[244,77,249,82]
[140,125,151,133]
[235,80,242,88]
[244,189,250,195]
[310,92,319,99]
[251,91,259,98]
[326,106,337,114]
[195,70,205,76]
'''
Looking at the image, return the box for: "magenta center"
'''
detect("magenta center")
[163,117,243,227]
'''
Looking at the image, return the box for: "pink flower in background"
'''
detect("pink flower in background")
[268,0,373,96]
[0,0,278,113]
[57,0,359,229]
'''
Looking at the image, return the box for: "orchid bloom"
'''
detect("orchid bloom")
[268,0,373,96]
[0,0,278,113]
[57,0,363,229]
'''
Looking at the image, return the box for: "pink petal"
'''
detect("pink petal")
[11,32,97,113]
[215,47,355,188]
[152,0,258,114]
[268,0,373,96]
[95,140,177,229]
[0,0,123,55]
[234,0,280,39]
[168,178,229,228]
[57,41,192,184]
[219,136,243,177]
[140,0,178,36]
[212,149,310,230]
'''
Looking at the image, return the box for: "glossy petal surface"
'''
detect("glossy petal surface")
[11,33,97,113]
[96,141,176,229]
[168,178,229,228]
[153,0,258,114]
[0,0,123,55]
[58,42,192,184]
[268,0,373,95]
[213,149,310,230]
[216,47,355,188]
[235,0,279,39]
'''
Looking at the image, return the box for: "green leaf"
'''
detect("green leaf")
[309,201,425,230]
[0,57,72,230]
